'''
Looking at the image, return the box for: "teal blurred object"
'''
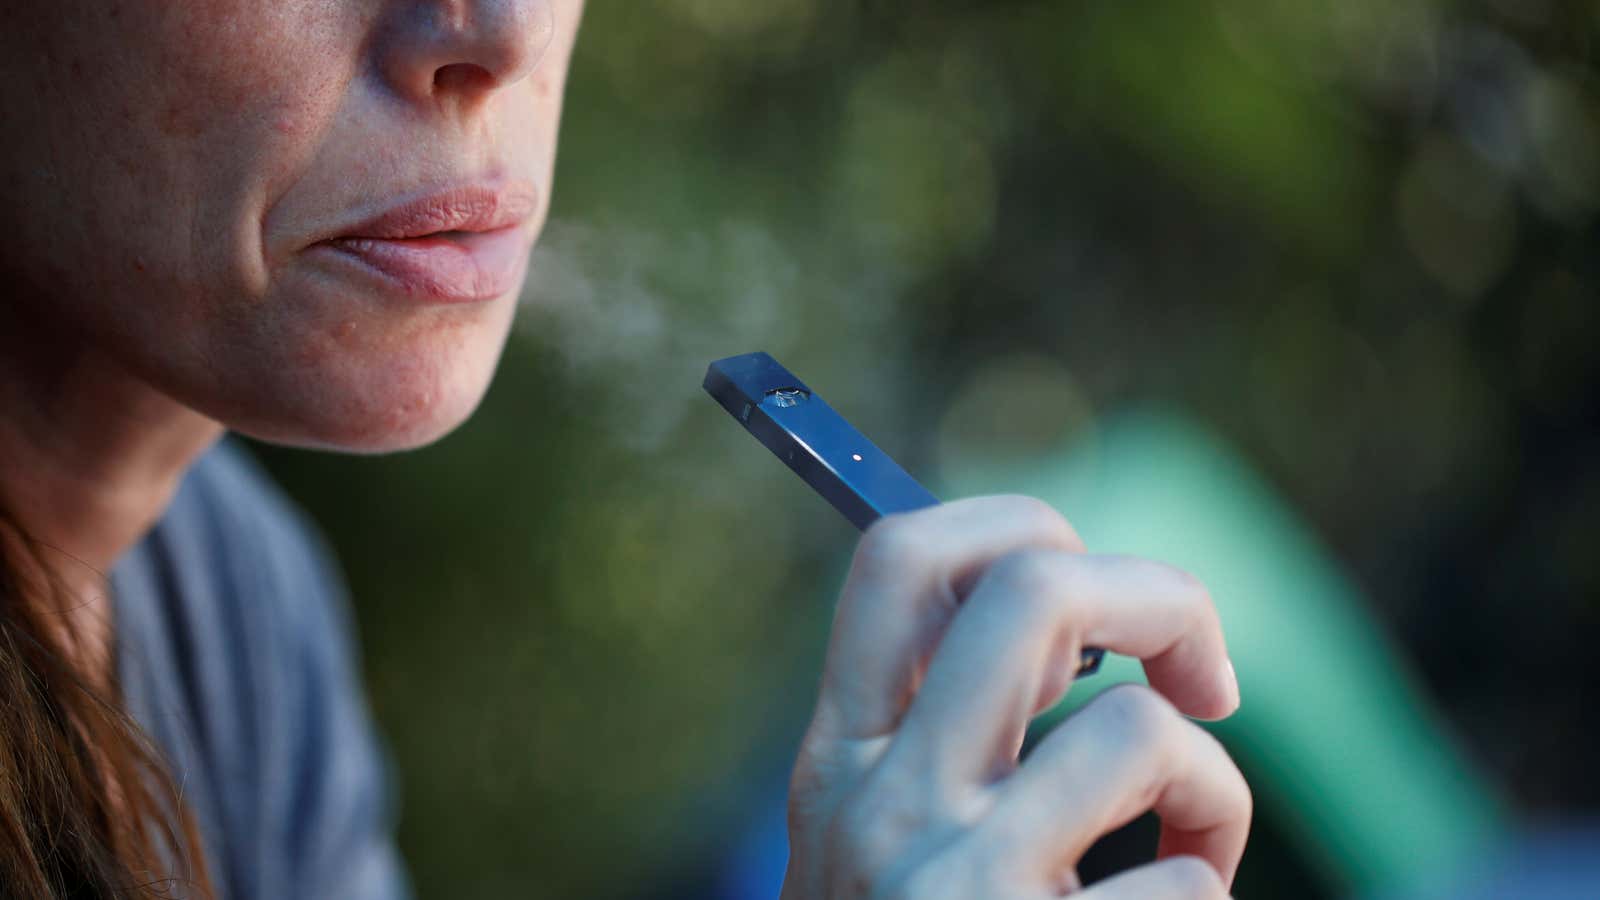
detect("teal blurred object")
[937,408,1505,896]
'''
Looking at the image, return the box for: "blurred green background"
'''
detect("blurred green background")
[252,0,1600,897]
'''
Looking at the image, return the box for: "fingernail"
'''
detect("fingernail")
[1224,659,1241,711]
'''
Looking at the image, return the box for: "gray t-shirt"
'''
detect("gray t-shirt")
[111,440,410,900]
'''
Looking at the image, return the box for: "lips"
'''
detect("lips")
[311,184,538,303]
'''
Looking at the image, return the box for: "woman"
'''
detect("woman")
[0,1,1249,897]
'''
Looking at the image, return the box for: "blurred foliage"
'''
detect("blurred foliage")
[255,0,1600,897]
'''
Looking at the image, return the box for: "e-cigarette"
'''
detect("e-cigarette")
[704,351,1103,677]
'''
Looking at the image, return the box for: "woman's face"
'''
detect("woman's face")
[0,0,583,451]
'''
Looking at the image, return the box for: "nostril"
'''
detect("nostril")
[386,1,557,100]
[433,63,495,94]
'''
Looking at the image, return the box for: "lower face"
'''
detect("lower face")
[0,0,582,453]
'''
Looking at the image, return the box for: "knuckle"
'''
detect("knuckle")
[828,774,924,888]
[1148,557,1205,593]
[1212,735,1255,820]
[830,803,889,876]
[1161,855,1227,897]
[984,549,1072,608]
[880,860,951,900]
[1150,559,1212,614]
[882,840,1005,900]
[1089,683,1180,750]
[960,818,1042,886]
[1002,494,1084,551]
[857,513,936,575]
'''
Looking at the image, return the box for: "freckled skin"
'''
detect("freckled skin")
[0,0,583,452]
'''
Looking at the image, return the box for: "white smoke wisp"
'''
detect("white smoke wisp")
[516,217,803,452]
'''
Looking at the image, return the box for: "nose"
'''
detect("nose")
[377,0,555,105]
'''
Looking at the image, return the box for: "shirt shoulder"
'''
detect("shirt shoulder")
[115,437,409,900]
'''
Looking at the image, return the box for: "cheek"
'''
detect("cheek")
[95,2,359,280]
[150,3,359,140]
[142,2,363,265]
[0,0,366,336]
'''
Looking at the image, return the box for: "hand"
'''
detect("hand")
[782,496,1249,898]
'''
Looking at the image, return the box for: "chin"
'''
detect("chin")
[225,363,495,454]
[218,302,516,455]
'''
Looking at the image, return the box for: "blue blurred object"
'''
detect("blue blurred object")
[1370,825,1600,900]
[715,777,789,900]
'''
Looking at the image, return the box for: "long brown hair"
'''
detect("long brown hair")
[0,504,212,898]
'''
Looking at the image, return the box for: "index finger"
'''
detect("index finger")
[885,550,1238,788]
[810,495,1085,741]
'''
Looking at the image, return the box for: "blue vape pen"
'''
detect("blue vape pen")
[704,351,1103,677]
